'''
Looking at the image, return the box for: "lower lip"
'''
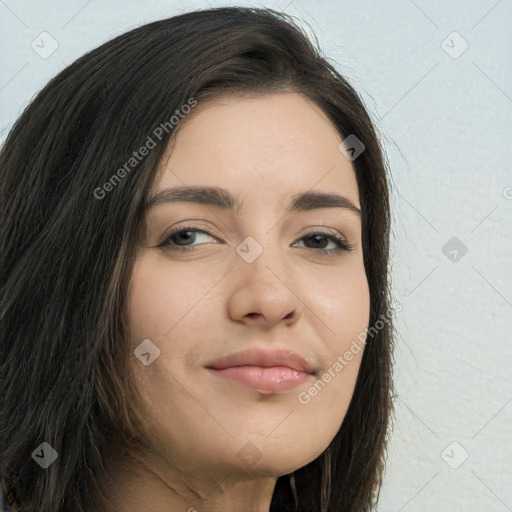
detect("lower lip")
[208,366,313,392]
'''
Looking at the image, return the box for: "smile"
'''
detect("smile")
[208,365,313,393]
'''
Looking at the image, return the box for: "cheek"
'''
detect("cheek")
[315,261,370,349]
[127,256,212,342]
[312,264,370,402]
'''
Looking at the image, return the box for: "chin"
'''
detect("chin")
[226,435,331,478]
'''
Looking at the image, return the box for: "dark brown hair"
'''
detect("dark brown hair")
[0,7,395,511]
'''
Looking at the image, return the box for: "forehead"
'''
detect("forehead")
[151,92,360,211]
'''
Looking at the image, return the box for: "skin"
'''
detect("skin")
[109,92,370,512]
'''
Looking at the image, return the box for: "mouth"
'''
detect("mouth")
[205,348,317,393]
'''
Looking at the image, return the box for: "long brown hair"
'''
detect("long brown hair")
[0,7,395,511]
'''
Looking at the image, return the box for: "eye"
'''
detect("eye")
[291,230,355,256]
[157,227,217,250]
[156,226,355,256]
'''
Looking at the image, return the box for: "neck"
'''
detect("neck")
[97,449,277,512]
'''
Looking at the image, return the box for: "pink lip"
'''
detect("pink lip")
[206,348,316,393]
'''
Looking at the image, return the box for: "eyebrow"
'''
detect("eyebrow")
[146,186,362,218]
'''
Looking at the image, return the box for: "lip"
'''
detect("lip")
[206,348,316,393]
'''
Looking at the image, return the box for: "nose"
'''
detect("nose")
[226,238,302,328]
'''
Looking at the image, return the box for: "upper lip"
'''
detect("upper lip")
[206,348,316,374]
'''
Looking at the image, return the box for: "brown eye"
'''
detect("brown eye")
[292,231,354,255]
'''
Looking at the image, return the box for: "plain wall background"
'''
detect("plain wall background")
[1,1,511,510]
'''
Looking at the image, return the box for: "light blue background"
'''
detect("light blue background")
[1,1,511,510]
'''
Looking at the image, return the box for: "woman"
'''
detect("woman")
[0,6,395,512]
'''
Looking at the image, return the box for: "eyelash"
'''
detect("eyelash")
[157,226,355,256]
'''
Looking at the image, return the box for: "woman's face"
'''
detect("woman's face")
[127,92,370,479]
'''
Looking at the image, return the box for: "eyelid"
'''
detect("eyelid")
[158,220,348,242]
[157,220,224,246]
